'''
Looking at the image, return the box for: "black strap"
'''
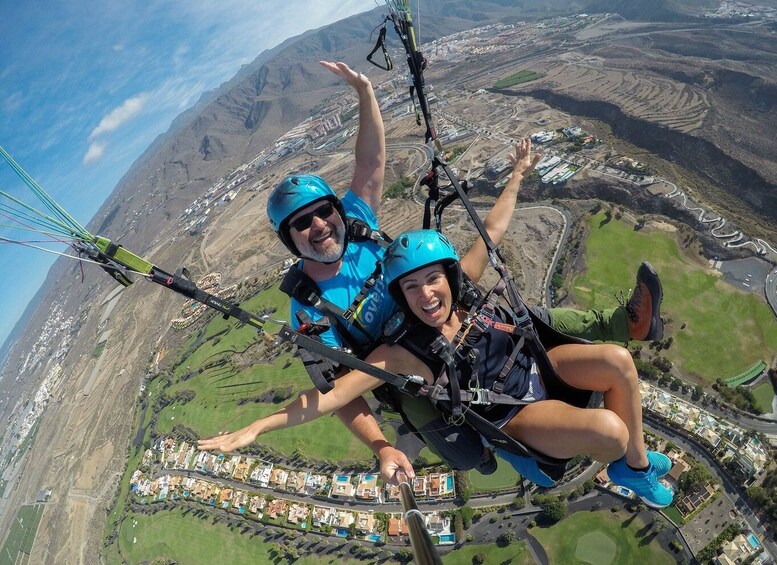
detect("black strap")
[294,312,339,394]
[276,325,425,396]
[279,264,372,350]
[341,262,382,324]
[347,218,392,249]
[366,21,393,71]
[420,170,439,230]
[82,246,134,287]
[148,266,266,330]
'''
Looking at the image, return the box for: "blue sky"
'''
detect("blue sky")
[0,0,373,351]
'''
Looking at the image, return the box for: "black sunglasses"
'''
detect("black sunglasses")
[288,201,336,231]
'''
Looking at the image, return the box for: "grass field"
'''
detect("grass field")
[662,506,684,526]
[0,504,44,565]
[571,213,777,381]
[752,381,775,414]
[468,457,520,492]
[530,510,675,564]
[172,284,290,378]
[442,541,533,564]
[116,508,369,565]
[157,284,376,462]
[493,70,545,88]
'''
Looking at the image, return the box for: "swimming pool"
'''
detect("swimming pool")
[367,534,382,542]
[438,533,456,544]
[363,474,375,481]
[616,486,633,497]
[446,476,454,491]
[336,528,349,537]
[335,475,349,483]
[747,533,761,548]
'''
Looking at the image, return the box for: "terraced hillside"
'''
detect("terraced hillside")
[538,52,710,133]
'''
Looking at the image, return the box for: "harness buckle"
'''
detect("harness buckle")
[469,389,492,405]
[400,374,426,393]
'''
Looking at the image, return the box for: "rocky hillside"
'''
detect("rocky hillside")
[4,0,770,378]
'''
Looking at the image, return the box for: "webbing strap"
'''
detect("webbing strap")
[366,22,393,71]
[276,325,426,396]
[342,262,382,324]
[279,264,373,350]
[347,218,392,249]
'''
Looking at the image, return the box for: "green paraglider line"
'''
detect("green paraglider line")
[0,146,91,240]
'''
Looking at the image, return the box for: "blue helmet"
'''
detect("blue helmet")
[266,174,345,257]
[383,229,463,311]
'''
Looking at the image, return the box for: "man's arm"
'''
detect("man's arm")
[335,397,415,484]
[320,61,385,213]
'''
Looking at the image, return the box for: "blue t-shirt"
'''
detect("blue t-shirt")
[289,191,396,349]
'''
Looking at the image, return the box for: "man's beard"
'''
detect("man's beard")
[297,222,346,263]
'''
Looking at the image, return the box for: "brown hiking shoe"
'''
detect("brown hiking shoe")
[626,262,664,341]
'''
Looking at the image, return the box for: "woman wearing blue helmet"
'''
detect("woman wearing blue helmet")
[378,228,672,507]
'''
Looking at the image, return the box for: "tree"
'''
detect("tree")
[678,462,715,496]
[283,544,299,561]
[456,472,472,503]
[459,506,475,529]
[496,530,516,546]
[473,553,486,564]
[540,498,567,523]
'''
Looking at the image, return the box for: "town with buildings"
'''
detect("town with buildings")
[641,382,769,483]
[124,375,770,557]
[130,437,457,546]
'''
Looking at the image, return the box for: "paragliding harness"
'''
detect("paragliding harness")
[382,283,595,473]
[278,217,393,392]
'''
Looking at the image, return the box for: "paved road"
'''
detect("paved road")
[645,416,777,561]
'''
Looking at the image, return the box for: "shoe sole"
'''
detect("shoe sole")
[638,262,664,341]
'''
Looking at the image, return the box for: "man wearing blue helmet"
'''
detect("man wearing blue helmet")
[265,61,416,482]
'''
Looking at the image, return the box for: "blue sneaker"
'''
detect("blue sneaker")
[607,457,673,508]
[647,451,672,478]
[495,448,556,487]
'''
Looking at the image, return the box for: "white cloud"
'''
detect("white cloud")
[83,141,106,165]
[88,93,149,141]
[3,91,24,114]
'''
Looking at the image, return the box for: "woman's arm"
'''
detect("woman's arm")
[197,344,425,453]
[459,138,541,284]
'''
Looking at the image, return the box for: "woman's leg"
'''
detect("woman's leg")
[546,343,649,469]
[502,399,628,462]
